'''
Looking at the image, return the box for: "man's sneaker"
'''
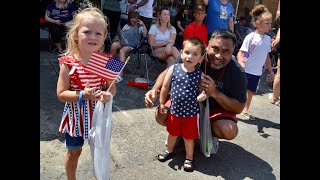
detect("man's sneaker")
[210,137,219,154]
[240,111,256,121]
[165,136,182,147]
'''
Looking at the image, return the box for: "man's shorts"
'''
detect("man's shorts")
[166,112,199,139]
[245,73,260,92]
[65,133,84,150]
[210,107,238,123]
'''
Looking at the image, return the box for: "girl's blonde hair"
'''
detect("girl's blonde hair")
[156,8,173,29]
[250,5,272,29]
[64,3,109,56]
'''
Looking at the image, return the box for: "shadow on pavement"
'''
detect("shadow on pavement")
[237,117,280,135]
[166,141,276,179]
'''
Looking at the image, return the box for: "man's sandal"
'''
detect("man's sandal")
[157,151,174,162]
[183,159,194,172]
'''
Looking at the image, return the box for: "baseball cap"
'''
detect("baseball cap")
[194,5,206,13]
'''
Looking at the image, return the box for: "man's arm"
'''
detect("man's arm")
[129,0,148,12]
[144,68,169,108]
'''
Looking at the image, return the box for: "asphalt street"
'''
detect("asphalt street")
[40,48,280,180]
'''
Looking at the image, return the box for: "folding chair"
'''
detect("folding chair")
[127,37,163,86]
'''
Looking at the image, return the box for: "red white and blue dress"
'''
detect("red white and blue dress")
[58,55,109,140]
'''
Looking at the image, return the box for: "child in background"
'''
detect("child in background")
[56,5,116,180]
[110,11,147,83]
[157,37,206,172]
[236,5,275,120]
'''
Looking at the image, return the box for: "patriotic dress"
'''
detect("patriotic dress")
[58,55,109,140]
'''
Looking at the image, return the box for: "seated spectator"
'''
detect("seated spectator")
[148,8,180,68]
[110,11,148,83]
[174,6,188,49]
[45,0,76,54]
[183,5,208,46]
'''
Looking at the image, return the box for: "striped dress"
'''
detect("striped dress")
[58,55,109,140]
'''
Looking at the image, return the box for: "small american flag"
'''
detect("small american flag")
[84,52,126,80]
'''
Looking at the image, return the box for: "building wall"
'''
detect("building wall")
[229,0,280,23]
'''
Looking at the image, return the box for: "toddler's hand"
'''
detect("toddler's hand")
[197,91,207,102]
[159,104,168,114]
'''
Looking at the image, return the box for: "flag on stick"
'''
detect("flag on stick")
[84,52,127,80]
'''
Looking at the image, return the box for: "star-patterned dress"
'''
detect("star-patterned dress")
[170,64,202,117]
[58,55,108,140]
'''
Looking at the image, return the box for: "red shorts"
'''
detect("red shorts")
[166,112,199,139]
[209,107,238,123]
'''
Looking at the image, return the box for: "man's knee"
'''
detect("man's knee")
[212,119,238,140]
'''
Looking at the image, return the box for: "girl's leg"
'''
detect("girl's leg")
[64,148,82,180]
[110,42,122,58]
[118,46,132,77]
[243,90,254,113]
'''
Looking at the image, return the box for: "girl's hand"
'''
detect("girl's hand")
[99,91,112,103]
[137,19,145,26]
[83,81,101,101]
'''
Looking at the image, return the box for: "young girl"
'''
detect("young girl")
[110,11,148,83]
[56,5,116,180]
[157,37,206,172]
[236,5,275,120]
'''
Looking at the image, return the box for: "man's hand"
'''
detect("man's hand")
[145,89,158,108]
[200,74,217,98]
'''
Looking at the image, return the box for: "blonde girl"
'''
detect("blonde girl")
[56,4,116,180]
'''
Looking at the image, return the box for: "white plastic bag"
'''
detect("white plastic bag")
[199,98,214,157]
[89,93,113,180]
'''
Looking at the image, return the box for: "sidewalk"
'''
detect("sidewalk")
[40,50,280,180]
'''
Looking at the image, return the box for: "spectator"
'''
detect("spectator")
[45,0,77,53]
[237,5,275,120]
[102,0,121,40]
[203,0,234,38]
[148,8,180,68]
[269,27,280,106]
[174,5,189,49]
[110,11,148,83]
[145,29,247,153]
[183,5,208,46]
[128,0,154,30]
[244,7,253,30]
[234,16,247,55]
